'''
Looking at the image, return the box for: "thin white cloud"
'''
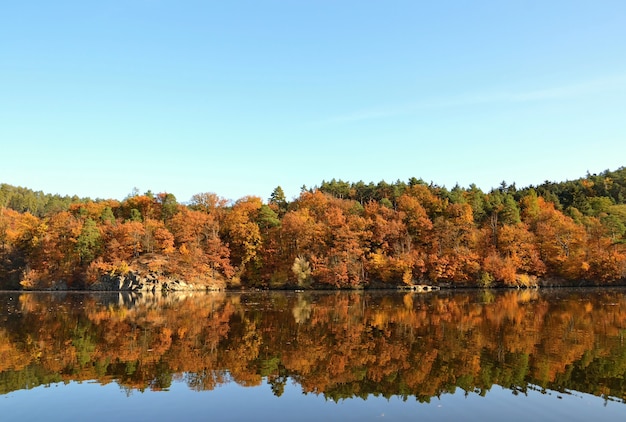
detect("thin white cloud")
[323,74,626,124]
[325,108,412,123]
[510,75,626,102]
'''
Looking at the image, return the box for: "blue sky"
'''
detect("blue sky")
[2,1,626,203]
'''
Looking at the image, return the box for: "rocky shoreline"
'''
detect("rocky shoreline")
[87,271,221,292]
[17,271,626,292]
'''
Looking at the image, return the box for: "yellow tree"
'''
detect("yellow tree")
[580,216,626,282]
[223,196,263,282]
[364,201,415,284]
[526,197,586,280]
[428,202,480,284]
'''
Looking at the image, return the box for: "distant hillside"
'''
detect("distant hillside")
[4,166,625,217]
[0,184,86,217]
[528,167,626,212]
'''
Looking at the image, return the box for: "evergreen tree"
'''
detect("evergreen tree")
[76,218,101,265]
[269,186,288,214]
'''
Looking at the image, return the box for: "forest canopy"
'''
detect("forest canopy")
[1,167,626,290]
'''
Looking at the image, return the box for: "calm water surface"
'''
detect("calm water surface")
[1,289,626,421]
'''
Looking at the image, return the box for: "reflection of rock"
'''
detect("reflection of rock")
[111,290,225,309]
[88,271,221,292]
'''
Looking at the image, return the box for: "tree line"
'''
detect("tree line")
[1,167,625,290]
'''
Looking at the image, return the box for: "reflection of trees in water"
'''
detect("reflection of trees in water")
[1,289,626,403]
[292,294,311,324]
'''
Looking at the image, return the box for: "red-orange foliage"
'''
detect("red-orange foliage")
[1,185,625,289]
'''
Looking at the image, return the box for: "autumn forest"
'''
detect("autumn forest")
[1,167,626,290]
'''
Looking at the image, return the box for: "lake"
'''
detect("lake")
[2,288,626,421]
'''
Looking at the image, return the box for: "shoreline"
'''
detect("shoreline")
[6,278,626,293]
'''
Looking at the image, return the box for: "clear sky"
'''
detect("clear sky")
[2,1,626,203]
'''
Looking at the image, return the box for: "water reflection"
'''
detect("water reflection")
[1,289,626,404]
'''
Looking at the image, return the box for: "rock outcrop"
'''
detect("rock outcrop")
[88,271,221,292]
